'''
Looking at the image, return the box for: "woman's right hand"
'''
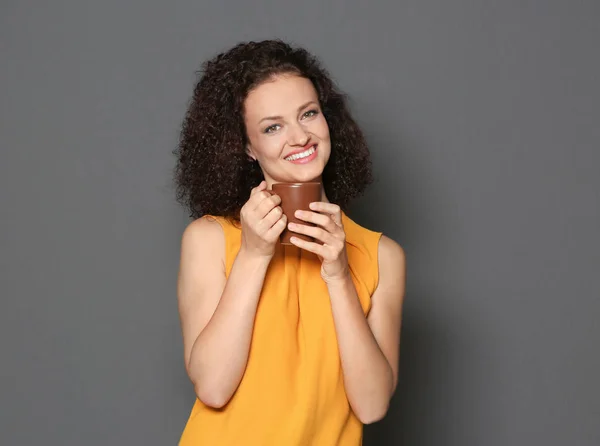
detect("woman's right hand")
[239,181,286,258]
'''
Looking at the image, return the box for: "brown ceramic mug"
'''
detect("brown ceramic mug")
[271,182,322,245]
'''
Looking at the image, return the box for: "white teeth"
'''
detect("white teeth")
[286,146,315,161]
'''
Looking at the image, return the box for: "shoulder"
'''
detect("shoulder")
[180,215,226,257]
[178,216,229,294]
[376,234,406,292]
[182,215,223,239]
[378,235,406,266]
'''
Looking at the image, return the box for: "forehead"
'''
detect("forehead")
[244,74,318,118]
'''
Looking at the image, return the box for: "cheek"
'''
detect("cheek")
[256,135,286,160]
[313,116,331,139]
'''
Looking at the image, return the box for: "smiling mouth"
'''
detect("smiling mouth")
[285,145,317,161]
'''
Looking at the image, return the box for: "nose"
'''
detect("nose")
[287,122,309,147]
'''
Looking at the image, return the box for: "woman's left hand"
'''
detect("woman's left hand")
[288,202,349,283]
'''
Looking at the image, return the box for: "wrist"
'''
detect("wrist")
[237,246,274,267]
[324,270,353,289]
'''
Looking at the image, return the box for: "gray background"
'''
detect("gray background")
[1,0,598,445]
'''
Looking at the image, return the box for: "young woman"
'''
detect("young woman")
[174,39,406,445]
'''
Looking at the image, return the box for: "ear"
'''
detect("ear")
[246,144,256,161]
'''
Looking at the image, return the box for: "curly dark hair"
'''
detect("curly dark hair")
[173,39,373,220]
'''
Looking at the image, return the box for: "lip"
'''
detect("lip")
[286,145,318,164]
[284,143,317,159]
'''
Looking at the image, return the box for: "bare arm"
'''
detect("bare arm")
[177,218,271,408]
[327,235,406,423]
[287,202,406,424]
[177,181,286,408]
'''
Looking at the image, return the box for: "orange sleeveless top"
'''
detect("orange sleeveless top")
[179,212,382,445]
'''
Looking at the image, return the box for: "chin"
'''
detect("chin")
[290,168,324,183]
[267,158,327,184]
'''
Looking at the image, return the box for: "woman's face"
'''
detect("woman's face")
[243,74,331,187]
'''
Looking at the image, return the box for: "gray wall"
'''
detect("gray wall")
[1,1,598,445]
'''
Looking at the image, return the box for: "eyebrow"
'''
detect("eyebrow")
[258,101,319,124]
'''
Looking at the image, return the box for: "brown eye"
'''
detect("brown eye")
[302,110,318,118]
[264,124,281,134]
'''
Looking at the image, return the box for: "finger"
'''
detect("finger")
[259,205,283,232]
[250,180,267,196]
[309,202,343,226]
[265,214,287,240]
[289,236,327,256]
[247,183,268,209]
[255,193,281,216]
[249,190,274,213]
[294,210,338,233]
[287,222,335,245]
